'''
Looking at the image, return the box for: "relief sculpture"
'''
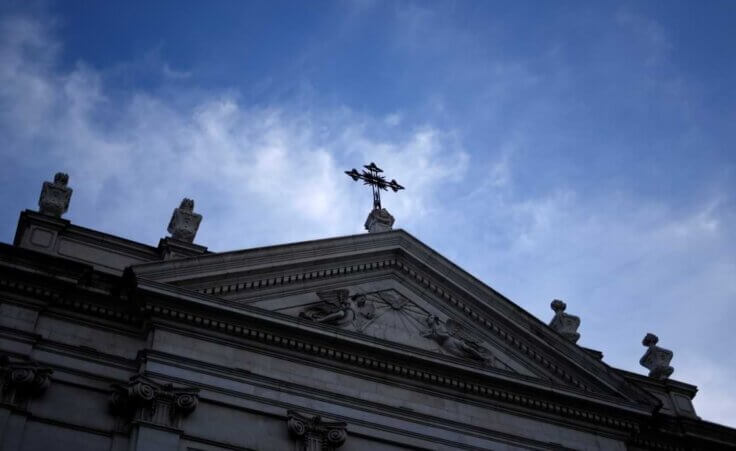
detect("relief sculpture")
[299,289,375,329]
[422,315,495,367]
[299,289,496,368]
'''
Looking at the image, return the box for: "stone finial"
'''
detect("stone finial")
[0,357,53,408]
[548,300,581,343]
[110,374,199,429]
[167,198,202,243]
[287,410,347,451]
[38,172,72,218]
[639,333,674,380]
[364,208,394,233]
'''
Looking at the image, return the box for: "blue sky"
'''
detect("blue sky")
[1,0,735,426]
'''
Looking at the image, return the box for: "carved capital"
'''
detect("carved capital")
[167,198,202,243]
[639,333,674,380]
[364,208,394,233]
[287,410,347,451]
[548,299,581,343]
[38,172,72,218]
[1,357,53,408]
[110,375,199,429]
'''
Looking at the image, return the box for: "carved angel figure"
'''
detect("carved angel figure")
[351,293,376,319]
[422,315,494,367]
[299,290,355,326]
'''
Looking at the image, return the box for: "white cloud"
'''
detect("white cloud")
[452,181,736,425]
[0,15,468,250]
[2,11,735,429]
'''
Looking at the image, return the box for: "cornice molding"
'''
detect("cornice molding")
[128,231,655,406]
[0,259,652,426]
[137,250,647,402]
[143,347,636,444]
[14,210,160,262]
[133,285,650,432]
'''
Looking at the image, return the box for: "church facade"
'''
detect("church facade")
[1,173,735,450]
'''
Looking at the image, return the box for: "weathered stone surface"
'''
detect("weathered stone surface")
[167,198,201,243]
[421,314,495,367]
[1,181,735,451]
[38,172,72,217]
[0,356,52,408]
[287,410,347,451]
[364,208,394,233]
[548,299,581,343]
[639,333,674,380]
[110,374,199,430]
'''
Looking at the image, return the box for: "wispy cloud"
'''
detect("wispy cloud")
[0,15,468,249]
[1,6,735,428]
[452,175,736,425]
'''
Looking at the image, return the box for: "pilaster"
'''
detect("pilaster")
[0,356,53,451]
[287,410,347,451]
[109,374,199,451]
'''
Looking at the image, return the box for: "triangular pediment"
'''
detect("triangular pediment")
[129,230,656,407]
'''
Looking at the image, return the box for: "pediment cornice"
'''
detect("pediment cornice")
[129,230,657,408]
[131,276,654,426]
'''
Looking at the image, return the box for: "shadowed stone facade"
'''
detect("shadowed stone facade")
[1,174,735,450]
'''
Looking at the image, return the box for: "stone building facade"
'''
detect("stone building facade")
[1,173,735,450]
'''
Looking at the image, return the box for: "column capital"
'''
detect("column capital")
[287,410,347,451]
[110,374,199,430]
[0,356,53,409]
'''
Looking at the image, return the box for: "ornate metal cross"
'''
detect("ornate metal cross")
[345,162,404,210]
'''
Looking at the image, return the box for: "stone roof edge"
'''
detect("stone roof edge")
[128,229,658,406]
[130,229,404,280]
[132,274,655,417]
[13,210,162,261]
[617,368,698,397]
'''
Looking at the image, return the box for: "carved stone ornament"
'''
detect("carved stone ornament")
[110,374,199,429]
[0,356,53,408]
[299,289,500,368]
[167,198,202,243]
[421,315,495,367]
[548,300,581,343]
[299,290,375,329]
[364,208,395,233]
[299,289,410,333]
[287,410,347,451]
[38,172,72,218]
[639,333,674,380]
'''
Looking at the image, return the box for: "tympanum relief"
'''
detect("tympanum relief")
[422,315,494,367]
[299,289,497,368]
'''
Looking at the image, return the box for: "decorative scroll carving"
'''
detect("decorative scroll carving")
[548,299,581,343]
[167,198,202,243]
[364,208,395,233]
[287,410,347,451]
[421,315,495,367]
[110,374,199,429]
[639,333,674,380]
[38,172,72,218]
[0,356,53,408]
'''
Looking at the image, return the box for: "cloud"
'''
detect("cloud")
[1,9,735,429]
[162,63,191,80]
[0,15,468,250]
[452,180,736,425]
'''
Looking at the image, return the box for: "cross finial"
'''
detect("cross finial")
[345,162,404,210]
